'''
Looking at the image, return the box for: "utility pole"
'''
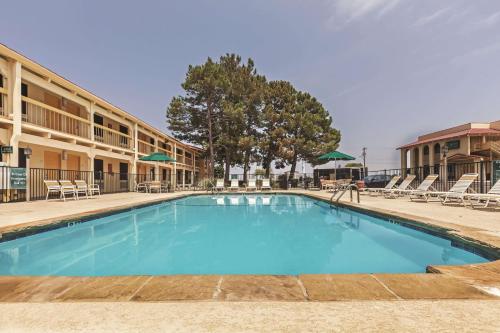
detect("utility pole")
[362,147,367,178]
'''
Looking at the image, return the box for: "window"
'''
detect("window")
[119,162,128,181]
[21,83,28,115]
[107,163,113,174]
[0,74,3,88]
[93,114,104,125]
[149,138,155,145]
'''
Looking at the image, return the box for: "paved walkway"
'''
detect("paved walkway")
[1,300,500,333]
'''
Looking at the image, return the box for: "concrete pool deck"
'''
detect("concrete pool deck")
[0,190,499,331]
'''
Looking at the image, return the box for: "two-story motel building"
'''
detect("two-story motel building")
[0,44,206,189]
[397,120,500,179]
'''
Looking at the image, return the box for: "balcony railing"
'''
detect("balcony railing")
[158,146,173,157]
[138,139,155,155]
[185,157,193,166]
[0,88,7,118]
[22,96,91,139]
[176,154,184,164]
[94,124,132,150]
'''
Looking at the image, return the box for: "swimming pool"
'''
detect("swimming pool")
[0,194,489,276]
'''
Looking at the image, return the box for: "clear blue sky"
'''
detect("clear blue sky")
[2,0,500,170]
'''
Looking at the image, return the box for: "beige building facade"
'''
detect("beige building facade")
[397,121,500,179]
[0,44,206,190]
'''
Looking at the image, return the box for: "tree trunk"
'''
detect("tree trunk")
[224,148,231,183]
[207,100,215,178]
[289,152,298,181]
[243,149,251,183]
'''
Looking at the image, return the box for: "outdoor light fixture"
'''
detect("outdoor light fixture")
[442,145,449,158]
[24,147,32,159]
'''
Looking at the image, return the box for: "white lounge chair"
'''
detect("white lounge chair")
[402,175,439,201]
[214,179,225,192]
[383,175,416,198]
[438,173,478,205]
[58,180,78,201]
[464,179,500,209]
[44,180,62,201]
[246,179,257,191]
[74,180,100,198]
[261,179,272,191]
[366,175,401,196]
[229,179,240,191]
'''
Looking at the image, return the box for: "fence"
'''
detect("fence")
[0,166,155,203]
[367,160,494,193]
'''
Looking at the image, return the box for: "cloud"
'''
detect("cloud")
[473,10,500,29]
[449,42,500,66]
[413,7,452,27]
[325,0,401,29]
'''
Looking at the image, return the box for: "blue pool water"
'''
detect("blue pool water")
[0,194,488,276]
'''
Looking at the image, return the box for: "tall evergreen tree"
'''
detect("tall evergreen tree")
[166,58,224,177]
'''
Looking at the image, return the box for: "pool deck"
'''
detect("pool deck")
[0,190,500,332]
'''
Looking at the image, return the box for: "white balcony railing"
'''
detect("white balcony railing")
[138,139,155,155]
[22,96,91,139]
[0,89,7,118]
[94,124,132,150]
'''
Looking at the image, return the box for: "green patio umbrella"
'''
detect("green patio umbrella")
[318,151,355,180]
[139,152,176,162]
[139,152,176,180]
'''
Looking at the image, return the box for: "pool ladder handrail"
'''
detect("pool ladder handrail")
[330,184,360,207]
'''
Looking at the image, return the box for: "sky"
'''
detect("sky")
[1,0,500,171]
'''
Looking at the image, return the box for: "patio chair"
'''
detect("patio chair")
[44,180,61,201]
[261,179,272,191]
[74,180,100,198]
[246,179,257,191]
[214,179,225,192]
[229,179,240,191]
[149,181,162,193]
[401,174,439,201]
[365,175,401,196]
[464,179,500,209]
[383,175,416,199]
[135,181,148,193]
[58,180,78,201]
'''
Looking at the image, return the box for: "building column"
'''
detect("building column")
[418,146,424,168]
[173,142,177,189]
[428,148,435,174]
[182,169,185,188]
[400,149,407,178]
[90,102,95,141]
[133,123,138,175]
[8,60,21,167]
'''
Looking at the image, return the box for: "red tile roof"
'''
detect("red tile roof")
[397,128,500,149]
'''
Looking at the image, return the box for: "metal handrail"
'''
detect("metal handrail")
[330,184,360,207]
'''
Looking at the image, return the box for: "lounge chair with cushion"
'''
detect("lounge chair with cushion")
[214,179,225,192]
[246,179,257,191]
[135,181,148,193]
[383,175,416,198]
[58,180,78,201]
[365,175,401,196]
[464,179,500,209]
[261,179,272,191]
[229,179,240,191]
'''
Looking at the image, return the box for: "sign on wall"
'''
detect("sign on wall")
[10,168,26,189]
[445,140,460,150]
[1,146,13,154]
